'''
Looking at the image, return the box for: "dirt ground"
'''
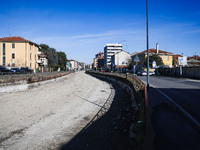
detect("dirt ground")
[0,71,133,150]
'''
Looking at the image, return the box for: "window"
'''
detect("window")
[3,43,5,55]
[3,43,6,65]
[3,56,6,65]
[12,63,15,67]
[167,56,170,61]
[12,43,15,48]
[12,53,15,59]
[30,44,32,50]
[30,53,32,60]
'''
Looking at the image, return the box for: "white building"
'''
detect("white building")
[111,51,131,72]
[104,44,123,68]
[69,59,78,71]
[37,51,48,72]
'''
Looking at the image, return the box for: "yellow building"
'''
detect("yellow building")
[132,48,173,70]
[0,36,39,70]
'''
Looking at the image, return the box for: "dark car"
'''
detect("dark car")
[11,68,24,73]
[20,67,32,73]
[0,65,12,72]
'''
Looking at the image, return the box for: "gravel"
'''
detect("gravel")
[0,71,112,150]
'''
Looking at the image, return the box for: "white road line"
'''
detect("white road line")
[155,88,200,132]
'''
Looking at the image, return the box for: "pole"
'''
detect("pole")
[146,0,150,89]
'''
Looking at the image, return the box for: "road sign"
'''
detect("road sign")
[134,55,140,62]
[178,57,187,66]
[152,61,156,68]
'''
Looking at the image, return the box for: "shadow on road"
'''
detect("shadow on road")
[148,87,200,150]
[59,80,133,150]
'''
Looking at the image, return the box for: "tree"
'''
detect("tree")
[39,44,58,68]
[144,54,164,68]
[57,51,67,70]
[39,44,49,54]
[47,48,58,66]
[127,58,133,70]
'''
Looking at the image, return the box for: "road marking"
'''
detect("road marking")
[155,88,200,133]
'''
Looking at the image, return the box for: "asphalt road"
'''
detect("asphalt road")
[137,75,200,150]
[138,75,200,122]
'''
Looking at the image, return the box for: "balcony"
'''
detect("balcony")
[37,59,43,64]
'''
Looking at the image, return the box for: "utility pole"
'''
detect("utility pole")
[146,0,150,89]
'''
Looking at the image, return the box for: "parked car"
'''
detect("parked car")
[20,67,32,73]
[10,67,24,73]
[149,71,155,76]
[137,70,147,76]
[0,65,12,72]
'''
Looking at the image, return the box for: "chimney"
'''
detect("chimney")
[156,43,159,54]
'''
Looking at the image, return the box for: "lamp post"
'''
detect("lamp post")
[146,0,150,89]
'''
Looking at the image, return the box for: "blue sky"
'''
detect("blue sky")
[0,0,200,64]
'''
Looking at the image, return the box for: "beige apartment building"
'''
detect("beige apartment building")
[0,36,39,70]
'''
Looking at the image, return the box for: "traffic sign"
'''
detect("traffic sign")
[134,55,140,62]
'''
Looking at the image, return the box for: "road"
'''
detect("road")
[0,71,112,150]
[138,76,200,122]
[137,75,200,150]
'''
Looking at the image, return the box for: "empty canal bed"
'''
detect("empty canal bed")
[0,71,132,150]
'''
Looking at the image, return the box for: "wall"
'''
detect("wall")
[156,66,200,79]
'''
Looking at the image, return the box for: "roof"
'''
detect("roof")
[0,36,38,46]
[187,58,200,63]
[96,56,104,59]
[172,54,183,57]
[97,52,104,55]
[132,48,173,56]
[104,43,122,47]
[115,50,130,56]
[187,55,200,60]
[116,65,128,68]
[38,54,47,58]
[68,59,76,62]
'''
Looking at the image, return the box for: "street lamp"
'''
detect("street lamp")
[146,0,150,89]
[119,40,126,44]
[116,40,126,73]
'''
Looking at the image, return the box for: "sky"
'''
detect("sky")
[0,0,200,64]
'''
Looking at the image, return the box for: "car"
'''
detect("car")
[0,65,12,72]
[149,71,155,76]
[20,67,32,73]
[137,70,147,76]
[10,68,24,73]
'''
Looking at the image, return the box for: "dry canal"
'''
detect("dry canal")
[0,71,132,150]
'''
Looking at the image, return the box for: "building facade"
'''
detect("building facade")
[187,55,200,66]
[0,36,39,70]
[93,52,104,70]
[37,52,48,72]
[104,44,122,68]
[111,51,131,72]
[69,59,78,71]
[131,44,173,71]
